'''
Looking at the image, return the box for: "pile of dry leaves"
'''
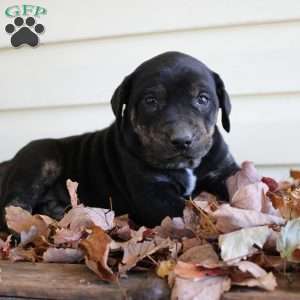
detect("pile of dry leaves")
[1,161,300,300]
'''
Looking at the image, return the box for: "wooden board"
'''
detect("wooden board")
[0,261,299,300]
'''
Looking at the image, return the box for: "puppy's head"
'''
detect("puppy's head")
[111,52,231,169]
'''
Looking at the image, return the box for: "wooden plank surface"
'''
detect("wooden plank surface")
[0,261,169,300]
[0,261,300,300]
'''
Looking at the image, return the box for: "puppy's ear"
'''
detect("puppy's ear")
[111,74,132,124]
[212,72,231,132]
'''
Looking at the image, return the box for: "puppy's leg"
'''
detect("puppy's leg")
[130,182,185,228]
[0,161,11,199]
[0,139,63,228]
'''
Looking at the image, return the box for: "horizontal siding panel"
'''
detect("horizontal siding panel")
[0,94,299,167]
[0,104,113,161]
[1,0,300,48]
[257,166,300,181]
[1,21,300,110]
[221,93,300,165]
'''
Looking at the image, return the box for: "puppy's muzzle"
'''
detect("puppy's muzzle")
[170,134,193,151]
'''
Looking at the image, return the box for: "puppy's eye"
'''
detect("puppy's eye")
[144,97,158,107]
[195,94,209,105]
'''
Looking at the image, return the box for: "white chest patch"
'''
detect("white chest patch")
[184,169,197,196]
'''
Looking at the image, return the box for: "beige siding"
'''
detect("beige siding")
[0,0,299,178]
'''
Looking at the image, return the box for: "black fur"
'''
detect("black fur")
[0,52,239,228]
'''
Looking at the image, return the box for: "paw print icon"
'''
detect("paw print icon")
[5,17,45,47]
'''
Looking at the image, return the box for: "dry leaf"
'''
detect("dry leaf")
[219,226,271,262]
[6,206,50,238]
[277,218,300,262]
[79,226,116,282]
[59,206,114,232]
[174,261,226,279]
[232,261,277,291]
[157,260,176,278]
[233,272,277,291]
[171,276,231,300]
[213,204,284,233]
[290,170,300,180]
[183,202,218,238]
[110,226,147,251]
[66,179,79,208]
[261,177,279,192]
[226,161,261,200]
[182,238,205,252]
[20,225,39,246]
[43,247,84,263]
[231,182,268,212]
[250,253,284,269]
[9,247,36,262]
[155,216,194,240]
[119,237,173,273]
[0,235,11,259]
[179,244,219,267]
[53,228,83,245]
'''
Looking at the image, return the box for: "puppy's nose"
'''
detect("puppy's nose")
[171,135,192,150]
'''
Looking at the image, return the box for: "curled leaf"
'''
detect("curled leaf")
[219,226,271,262]
[213,204,284,233]
[174,261,226,279]
[156,260,176,278]
[79,226,116,282]
[59,206,114,232]
[226,161,261,200]
[277,218,300,262]
[119,237,173,273]
[5,206,51,238]
[9,247,37,262]
[43,247,84,263]
[179,244,219,267]
[171,276,231,300]
[66,179,80,208]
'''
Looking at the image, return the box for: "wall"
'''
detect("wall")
[0,0,300,179]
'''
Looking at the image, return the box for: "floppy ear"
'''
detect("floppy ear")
[111,74,132,124]
[212,72,232,132]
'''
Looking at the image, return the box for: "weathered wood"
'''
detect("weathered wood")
[0,261,299,300]
[0,261,169,300]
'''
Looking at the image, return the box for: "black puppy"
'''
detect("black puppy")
[0,52,239,228]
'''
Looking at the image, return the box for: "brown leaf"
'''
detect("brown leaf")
[53,228,83,246]
[155,217,194,240]
[250,253,284,269]
[156,260,176,278]
[182,238,205,252]
[183,202,218,238]
[9,247,37,262]
[262,177,279,192]
[219,226,271,262]
[66,179,79,208]
[119,237,173,273]
[43,247,84,263]
[213,204,285,233]
[290,170,300,180]
[231,182,268,212]
[110,226,147,251]
[79,226,116,282]
[59,206,114,232]
[232,261,277,291]
[174,261,226,279]
[179,244,219,267]
[171,276,231,300]
[0,235,11,258]
[5,206,50,238]
[226,161,261,200]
